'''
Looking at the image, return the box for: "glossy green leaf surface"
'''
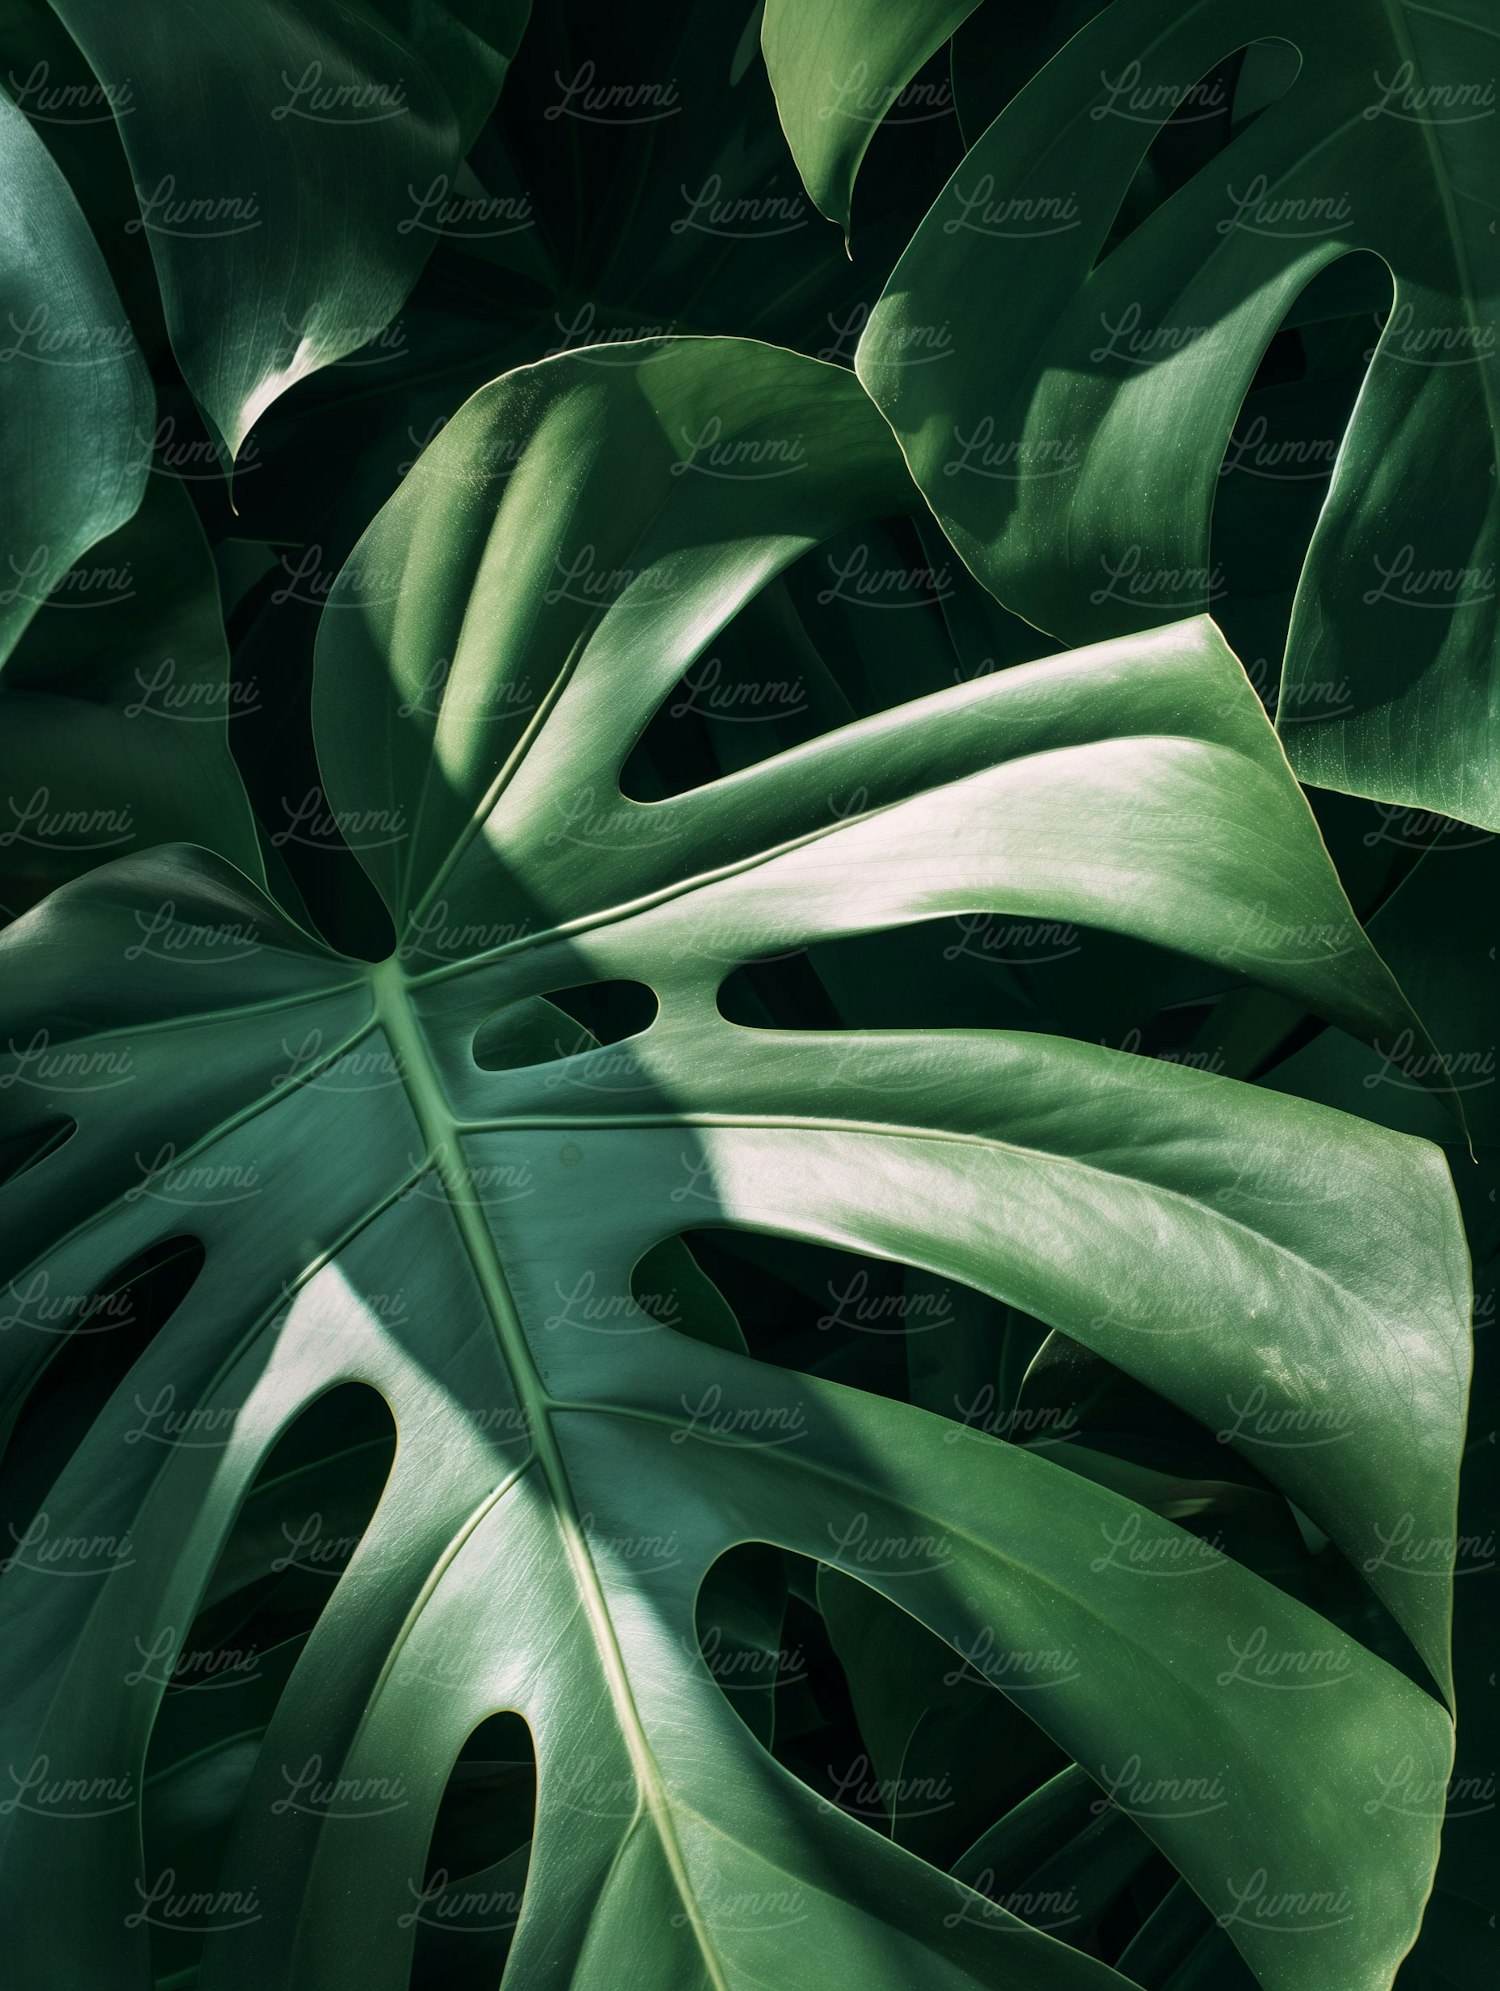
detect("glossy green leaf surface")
[761,0,982,231]
[0,340,1467,1989]
[0,80,151,665]
[47,0,531,453]
[857,0,1500,827]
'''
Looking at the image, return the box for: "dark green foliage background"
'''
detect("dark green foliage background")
[0,4,1493,1988]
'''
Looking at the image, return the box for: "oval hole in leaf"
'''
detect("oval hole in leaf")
[408,1710,535,1990]
[668,1233,1327,1610]
[715,924,1232,1061]
[139,1381,397,1988]
[627,1234,746,1354]
[472,980,658,1071]
[668,1229,1005,1414]
[695,1544,870,1821]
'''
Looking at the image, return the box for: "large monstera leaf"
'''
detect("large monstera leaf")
[0,341,1469,1990]
[46,0,531,453]
[856,0,1500,829]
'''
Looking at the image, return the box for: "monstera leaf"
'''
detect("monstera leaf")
[856,0,1500,829]
[46,0,532,453]
[0,79,152,665]
[0,341,1469,1990]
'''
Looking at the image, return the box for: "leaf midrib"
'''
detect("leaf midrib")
[368,957,730,1989]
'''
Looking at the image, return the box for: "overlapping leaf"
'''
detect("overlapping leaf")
[0,340,1468,1989]
[47,0,532,453]
[857,0,1500,828]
